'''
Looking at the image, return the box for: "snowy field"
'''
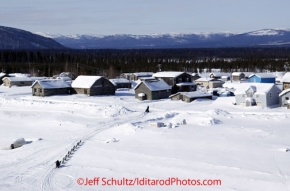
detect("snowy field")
[0,86,290,191]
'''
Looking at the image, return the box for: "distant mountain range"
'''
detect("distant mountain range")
[1,25,290,49]
[37,29,290,49]
[0,26,65,49]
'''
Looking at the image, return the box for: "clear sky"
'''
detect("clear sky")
[1,0,290,35]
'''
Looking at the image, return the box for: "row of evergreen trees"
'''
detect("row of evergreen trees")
[0,48,289,78]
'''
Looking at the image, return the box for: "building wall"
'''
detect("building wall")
[114,82,131,90]
[32,83,70,97]
[135,83,152,100]
[250,76,275,83]
[265,86,281,106]
[3,78,32,88]
[283,82,290,90]
[209,81,224,88]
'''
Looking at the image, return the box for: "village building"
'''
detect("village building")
[249,73,276,83]
[170,91,212,103]
[0,73,9,85]
[279,89,290,108]
[134,79,171,101]
[130,72,153,81]
[31,79,71,97]
[152,71,196,94]
[232,72,246,83]
[2,76,33,88]
[280,72,290,90]
[234,83,281,107]
[109,78,131,90]
[71,75,115,96]
[209,72,231,80]
[195,78,224,89]
[191,73,201,81]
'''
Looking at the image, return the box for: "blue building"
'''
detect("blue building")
[249,73,276,83]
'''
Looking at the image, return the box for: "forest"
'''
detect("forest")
[0,47,290,78]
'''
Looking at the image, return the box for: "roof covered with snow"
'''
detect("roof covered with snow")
[176,82,195,86]
[232,72,244,76]
[209,72,231,77]
[279,88,290,97]
[3,76,32,82]
[72,75,102,88]
[0,73,7,78]
[281,72,290,83]
[109,78,130,85]
[195,78,216,82]
[134,79,171,91]
[153,71,184,78]
[170,91,212,98]
[249,73,276,78]
[228,83,277,95]
[133,72,153,77]
[32,79,71,89]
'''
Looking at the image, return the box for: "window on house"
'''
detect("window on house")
[39,89,42,93]
[286,97,289,100]
[243,95,246,98]
[34,89,37,93]
[269,92,272,98]
[20,81,24,85]
[178,78,182,82]
[186,78,189,82]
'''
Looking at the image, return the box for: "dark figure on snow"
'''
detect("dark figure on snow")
[11,144,14,149]
[55,160,61,168]
[145,106,149,113]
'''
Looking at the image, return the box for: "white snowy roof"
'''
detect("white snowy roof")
[133,72,153,77]
[72,75,102,88]
[195,78,216,82]
[9,73,30,77]
[279,88,290,97]
[249,73,276,78]
[32,79,71,89]
[31,77,47,81]
[191,73,200,76]
[109,78,130,85]
[176,82,195,86]
[281,72,290,83]
[153,71,184,78]
[170,91,212,98]
[233,83,276,95]
[0,73,6,78]
[3,76,32,82]
[232,72,243,76]
[209,73,231,77]
[134,79,171,91]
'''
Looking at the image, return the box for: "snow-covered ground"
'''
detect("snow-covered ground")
[0,86,290,191]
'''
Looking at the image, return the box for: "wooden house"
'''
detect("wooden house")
[134,79,171,101]
[110,78,131,90]
[31,79,71,97]
[249,73,276,83]
[2,77,32,88]
[71,75,115,96]
[170,91,212,103]
[152,71,196,94]
[234,83,281,107]
[195,78,224,89]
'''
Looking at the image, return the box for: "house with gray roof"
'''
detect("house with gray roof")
[31,79,71,97]
[134,79,171,101]
[110,78,131,90]
[2,76,33,88]
[71,75,115,96]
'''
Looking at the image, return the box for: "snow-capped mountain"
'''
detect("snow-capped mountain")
[37,29,290,49]
[0,26,66,50]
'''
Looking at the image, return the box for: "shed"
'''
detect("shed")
[134,79,171,101]
[31,79,71,97]
[71,75,115,96]
[169,91,212,103]
[232,72,245,83]
[2,77,32,88]
[195,78,224,89]
[249,73,276,83]
[110,78,131,90]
